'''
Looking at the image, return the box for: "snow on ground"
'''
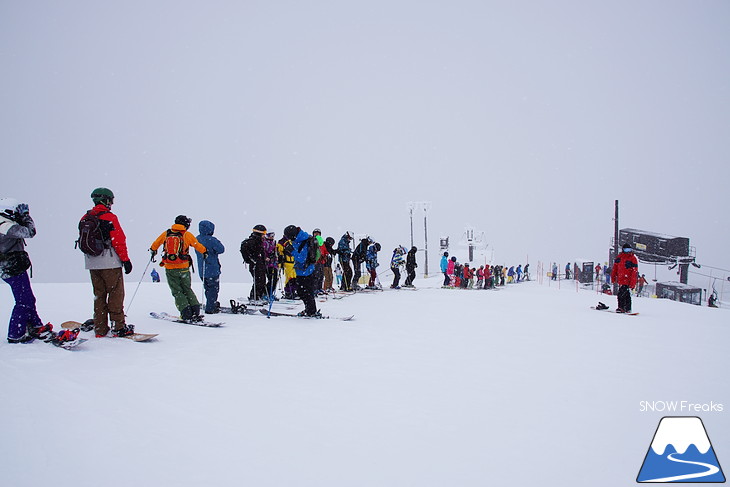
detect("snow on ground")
[1,276,728,487]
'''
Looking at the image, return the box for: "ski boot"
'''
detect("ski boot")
[596,302,609,310]
[7,334,34,344]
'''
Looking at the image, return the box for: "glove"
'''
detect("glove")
[203,251,209,259]
[122,260,133,274]
[16,203,29,215]
[150,249,157,260]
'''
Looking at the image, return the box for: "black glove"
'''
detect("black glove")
[150,249,157,261]
[203,251,209,259]
[122,260,133,274]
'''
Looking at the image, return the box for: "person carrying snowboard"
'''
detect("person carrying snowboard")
[79,188,134,338]
[1,198,53,343]
[195,220,225,314]
[150,215,207,322]
[611,242,639,313]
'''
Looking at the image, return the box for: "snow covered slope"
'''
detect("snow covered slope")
[1,278,728,487]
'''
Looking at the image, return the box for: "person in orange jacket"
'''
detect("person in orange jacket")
[150,215,207,322]
[611,242,639,313]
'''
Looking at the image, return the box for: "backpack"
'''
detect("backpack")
[240,237,257,264]
[298,236,321,267]
[162,229,188,265]
[76,210,111,256]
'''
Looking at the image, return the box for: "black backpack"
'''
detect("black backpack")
[76,210,111,256]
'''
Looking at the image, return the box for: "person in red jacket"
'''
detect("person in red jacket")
[611,242,639,313]
[82,188,134,337]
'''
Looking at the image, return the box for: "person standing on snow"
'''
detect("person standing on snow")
[195,220,225,314]
[440,252,450,287]
[337,232,354,292]
[404,246,418,287]
[365,242,381,289]
[240,225,268,302]
[81,188,135,338]
[611,242,639,313]
[1,198,52,343]
[263,232,280,300]
[284,225,319,317]
[150,215,207,322]
[390,246,406,289]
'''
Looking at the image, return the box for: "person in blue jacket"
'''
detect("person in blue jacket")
[195,220,225,314]
[284,225,319,317]
[440,252,449,286]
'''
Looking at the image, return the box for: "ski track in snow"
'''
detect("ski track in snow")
[642,453,720,482]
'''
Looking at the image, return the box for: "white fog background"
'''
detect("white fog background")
[1,0,728,285]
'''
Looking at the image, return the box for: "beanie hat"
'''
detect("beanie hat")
[175,215,192,229]
[284,225,300,240]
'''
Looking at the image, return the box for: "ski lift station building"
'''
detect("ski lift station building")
[655,281,702,306]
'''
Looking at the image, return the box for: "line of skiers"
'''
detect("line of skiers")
[439,252,530,289]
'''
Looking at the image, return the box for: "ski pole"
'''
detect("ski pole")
[126,255,153,315]
[267,267,275,318]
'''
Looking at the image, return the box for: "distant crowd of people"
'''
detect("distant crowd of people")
[438,252,529,289]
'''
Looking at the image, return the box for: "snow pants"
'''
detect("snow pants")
[90,267,126,335]
[617,284,632,312]
[404,266,416,286]
[249,262,267,301]
[265,267,279,299]
[166,268,200,313]
[391,266,401,288]
[3,271,43,340]
[323,266,334,292]
[339,259,353,291]
[443,272,450,286]
[203,276,220,313]
[295,273,317,315]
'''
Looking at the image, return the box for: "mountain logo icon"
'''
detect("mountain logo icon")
[637,416,725,483]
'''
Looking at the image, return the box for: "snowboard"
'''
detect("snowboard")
[259,309,355,321]
[149,312,223,327]
[590,307,639,315]
[61,321,159,342]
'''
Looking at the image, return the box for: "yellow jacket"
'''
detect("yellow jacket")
[150,224,207,270]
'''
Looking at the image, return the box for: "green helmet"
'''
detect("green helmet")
[91,187,114,206]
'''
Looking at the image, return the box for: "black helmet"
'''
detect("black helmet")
[91,187,114,206]
[443,252,448,257]
[622,243,633,252]
[325,237,335,246]
[175,215,192,229]
[252,224,267,234]
[373,242,381,251]
[284,225,299,240]
[411,246,417,252]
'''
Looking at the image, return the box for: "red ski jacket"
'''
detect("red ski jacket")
[611,251,638,288]
[86,204,130,262]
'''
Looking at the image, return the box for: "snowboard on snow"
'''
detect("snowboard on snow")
[61,321,159,342]
[149,312,223,327]
[259,309,355,321]
[590,307,639,315]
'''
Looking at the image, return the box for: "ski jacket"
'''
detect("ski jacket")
[406,249,417,271]
[240,233,265,266]
[0,212,35,279]
[447,260,455,275]
[463,267,473,279]
[365,245,379,271]
[391,249,405,268]
[262,237,279,269]
[195,220,225,278]
[476,268,484,280]
[611,251,638,287]
[151,224,206,270]
[278,238,296,280]
[292,229,315,277]
[82,204,129,270]
[440,255,448,273]
[337,235,352,263]
[353,239,369,264]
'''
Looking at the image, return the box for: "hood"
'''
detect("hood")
[199,220,215,236]
[171,223,188,233]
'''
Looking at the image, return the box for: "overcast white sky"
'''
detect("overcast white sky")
[1,0,728,284]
